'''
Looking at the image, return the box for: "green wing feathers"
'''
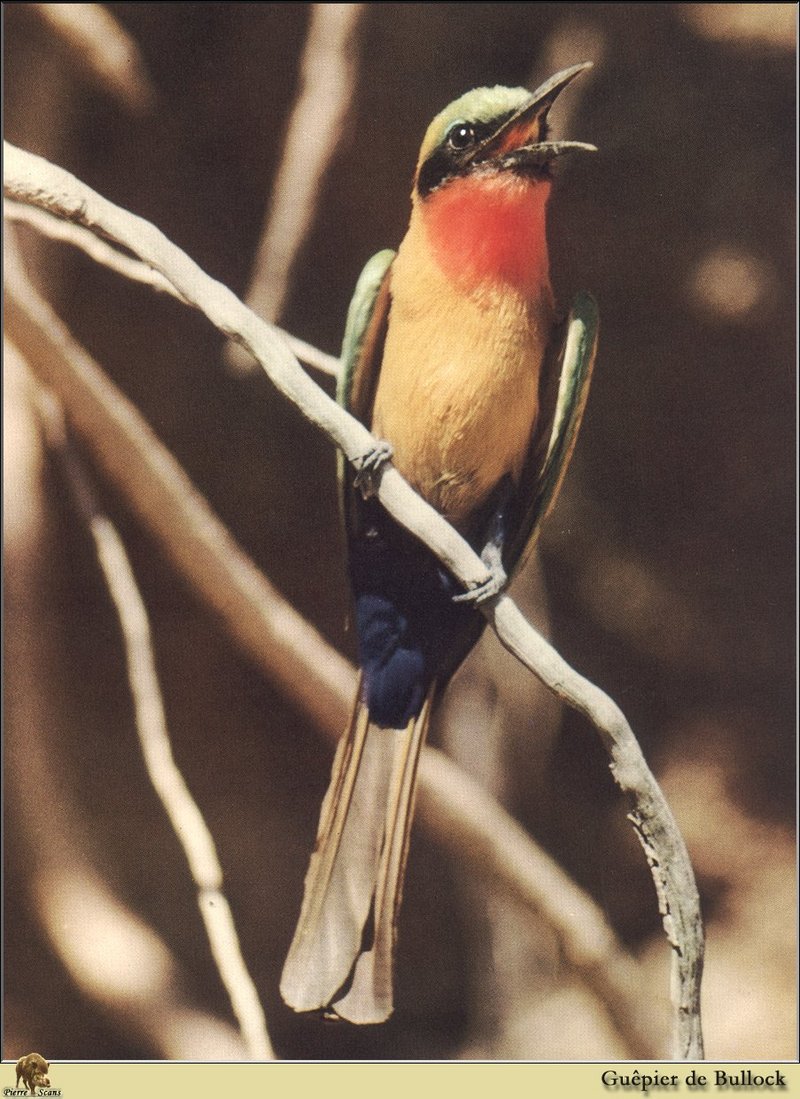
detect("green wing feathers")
[337,248,396,413]
[336,247,395,539]
[507,290,599,575]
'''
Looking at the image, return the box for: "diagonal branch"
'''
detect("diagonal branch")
[4,143,703,1058]
[4,199,340,377]
[3,142,485,592]
[5,197,190,300]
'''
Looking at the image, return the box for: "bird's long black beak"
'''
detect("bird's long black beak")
[472,62,597,169]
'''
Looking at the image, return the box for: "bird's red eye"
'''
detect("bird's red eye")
[446,122,476,150]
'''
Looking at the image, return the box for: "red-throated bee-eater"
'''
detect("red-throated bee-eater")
[281,64,599,1024]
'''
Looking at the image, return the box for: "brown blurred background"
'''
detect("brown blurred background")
[4,2,796,1061]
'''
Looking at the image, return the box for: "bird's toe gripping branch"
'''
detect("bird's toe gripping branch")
[452,477,511,606]
[353,440,394,499]
[452,541,507,606]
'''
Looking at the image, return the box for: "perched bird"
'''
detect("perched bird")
[281,64,599,1024]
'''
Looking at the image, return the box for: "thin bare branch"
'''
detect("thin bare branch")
[227,3,364,374]
[35,393,273,1059]
[5,198,188,299]
[487,600,704,1058]
[4,143,704,1058]
[4,198,340,378]
[5,252,354,739]
[418,750,666,1055]
[281,329,340,378]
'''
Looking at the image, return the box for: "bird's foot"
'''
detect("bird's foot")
[353,440,394,499]
[453,544,507,606]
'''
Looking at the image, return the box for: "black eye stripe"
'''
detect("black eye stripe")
[417,110,520,197]
[417,149,454,197]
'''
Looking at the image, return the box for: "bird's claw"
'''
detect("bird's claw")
[453,562,508,606]
[353,441,394,499]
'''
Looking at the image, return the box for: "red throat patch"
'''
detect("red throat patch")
[422,171,551,294]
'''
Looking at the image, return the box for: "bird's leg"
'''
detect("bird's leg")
[453,477,511,605]
[353,440,394,499]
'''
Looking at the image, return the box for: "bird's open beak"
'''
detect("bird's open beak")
[472,62,597,170]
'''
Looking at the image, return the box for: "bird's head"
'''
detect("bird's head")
[410,64,596,293]
[415,63,596,198]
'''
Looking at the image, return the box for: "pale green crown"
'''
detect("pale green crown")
[417,86,531,166]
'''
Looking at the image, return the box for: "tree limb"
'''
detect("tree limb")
[4,142,485,592]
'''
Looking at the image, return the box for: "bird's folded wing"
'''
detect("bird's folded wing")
[507,289,599,575]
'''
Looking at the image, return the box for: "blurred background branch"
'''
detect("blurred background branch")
[226,2,364,374]
[31,2,155,113]
[4,340,250,1061]
[36,389,274,1059]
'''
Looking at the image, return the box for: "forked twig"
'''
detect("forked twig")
[4,199,339,377]
[4,144,703,1057]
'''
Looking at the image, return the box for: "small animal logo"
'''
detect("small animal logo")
[14,1054,50,1096]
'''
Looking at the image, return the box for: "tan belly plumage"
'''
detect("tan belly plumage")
[371,240,552,530]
